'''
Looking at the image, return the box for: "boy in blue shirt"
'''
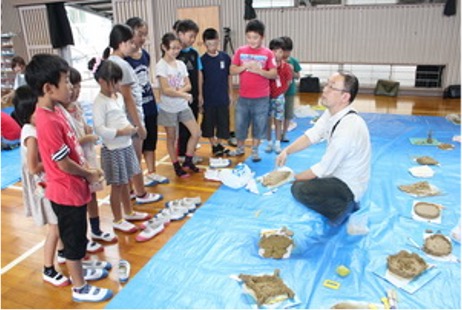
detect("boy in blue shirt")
[200,28,232,156]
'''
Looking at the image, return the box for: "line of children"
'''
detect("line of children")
[125,17,169,187]
[229,19,277,162]
[200,28,233,157]
[104,23,162,204]
[155,32,201,178]
[25,54,113,303]
[264,37,293,154]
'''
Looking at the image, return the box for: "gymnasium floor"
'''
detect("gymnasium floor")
[1,92,460,309]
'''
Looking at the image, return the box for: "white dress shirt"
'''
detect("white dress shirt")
[304,106,371,201]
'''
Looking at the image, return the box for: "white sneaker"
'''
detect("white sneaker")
[158,207,186,221]
[124,211,152,221]
[83,268,109,281]
[135,192,163,204]
[113,220,138,233]
[91,231,117,242]
[182,196,201,206]
[140,216,170,229]
[209,157,231,168]
[274,141,282,154]
[135,221,164,242]
[118,260,130,283]
[144,173,169,186]
[265,142,273,153]
[82,260,112,270]
[166,199,196,213]
[154,210,173,225]
[72,283,113,303]
[86,241,103,253]
[43,270,70,287]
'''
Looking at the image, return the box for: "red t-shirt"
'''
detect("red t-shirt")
[270,61,293,99]
[1,111,21,140]
[35,106,90,206]
[232,45,276,98]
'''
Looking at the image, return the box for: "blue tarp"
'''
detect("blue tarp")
[107,113,460,309]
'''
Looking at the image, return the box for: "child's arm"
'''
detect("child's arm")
[24,136,44,175]
[79,134,99,146]
[230,63,250,75]
[119,85,147,139]
[247,63,277,79]
[228,75,234,104]
[57,156,103,184]
[158,76,192,102]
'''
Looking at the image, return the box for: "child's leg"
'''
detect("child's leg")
[44,223,60,267]
[183,119,201,156]
[166,126,188,177]
[87,193,102,235]
[110,184,124,222]
[130,136,147,196]
[120,183,133,216]
[165,126,178,162]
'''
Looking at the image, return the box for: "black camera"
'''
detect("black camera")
[223,27,231,34]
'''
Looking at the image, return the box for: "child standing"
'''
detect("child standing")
[125,17,169,187]
[25,54,112,303]
[174,19,203,161]
[59,67,117,243]
[229,19,277,162]
[15,85,70,287]
[264,38,293,154]
[200,28,232,157]
[104,23,162,204]
[280,36,302,143]
[89,58,155,237]
[156,32,201,178]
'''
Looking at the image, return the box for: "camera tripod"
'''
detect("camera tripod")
[223,27,235,55]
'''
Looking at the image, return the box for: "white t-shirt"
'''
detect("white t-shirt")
[108,55,144,120]
[92,92,133,150]
[155,58,189,113]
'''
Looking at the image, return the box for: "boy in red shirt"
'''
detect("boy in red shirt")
[229,19,277,162]
[25,54,112,303]
[265,38,293,154]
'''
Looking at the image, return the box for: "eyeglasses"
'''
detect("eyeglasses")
[325,83,347,93]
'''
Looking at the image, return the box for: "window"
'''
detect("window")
[300,63,417,87]
[253,0,296,8]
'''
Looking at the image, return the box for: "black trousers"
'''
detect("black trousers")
[178,100,199,156]
[291,177,354,221]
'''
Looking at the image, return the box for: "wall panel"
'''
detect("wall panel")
[151,2,459,86]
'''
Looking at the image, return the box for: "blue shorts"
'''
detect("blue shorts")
[235,96,270,141]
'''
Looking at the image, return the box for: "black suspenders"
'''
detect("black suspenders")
[330,110,358,138]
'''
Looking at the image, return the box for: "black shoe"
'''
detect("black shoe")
[280,135,289,143]
[228,132,238,147]
[182,161,200,173]
[212,145,224,157]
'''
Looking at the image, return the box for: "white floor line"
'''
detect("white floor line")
[7,185,22,191]
[1,240,45,275]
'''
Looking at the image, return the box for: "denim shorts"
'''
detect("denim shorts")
[235,96,270,140]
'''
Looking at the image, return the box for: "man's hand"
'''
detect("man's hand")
[137,125,147,140]
[276,150,288,167]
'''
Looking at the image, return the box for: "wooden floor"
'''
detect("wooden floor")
[1,92,460,309]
